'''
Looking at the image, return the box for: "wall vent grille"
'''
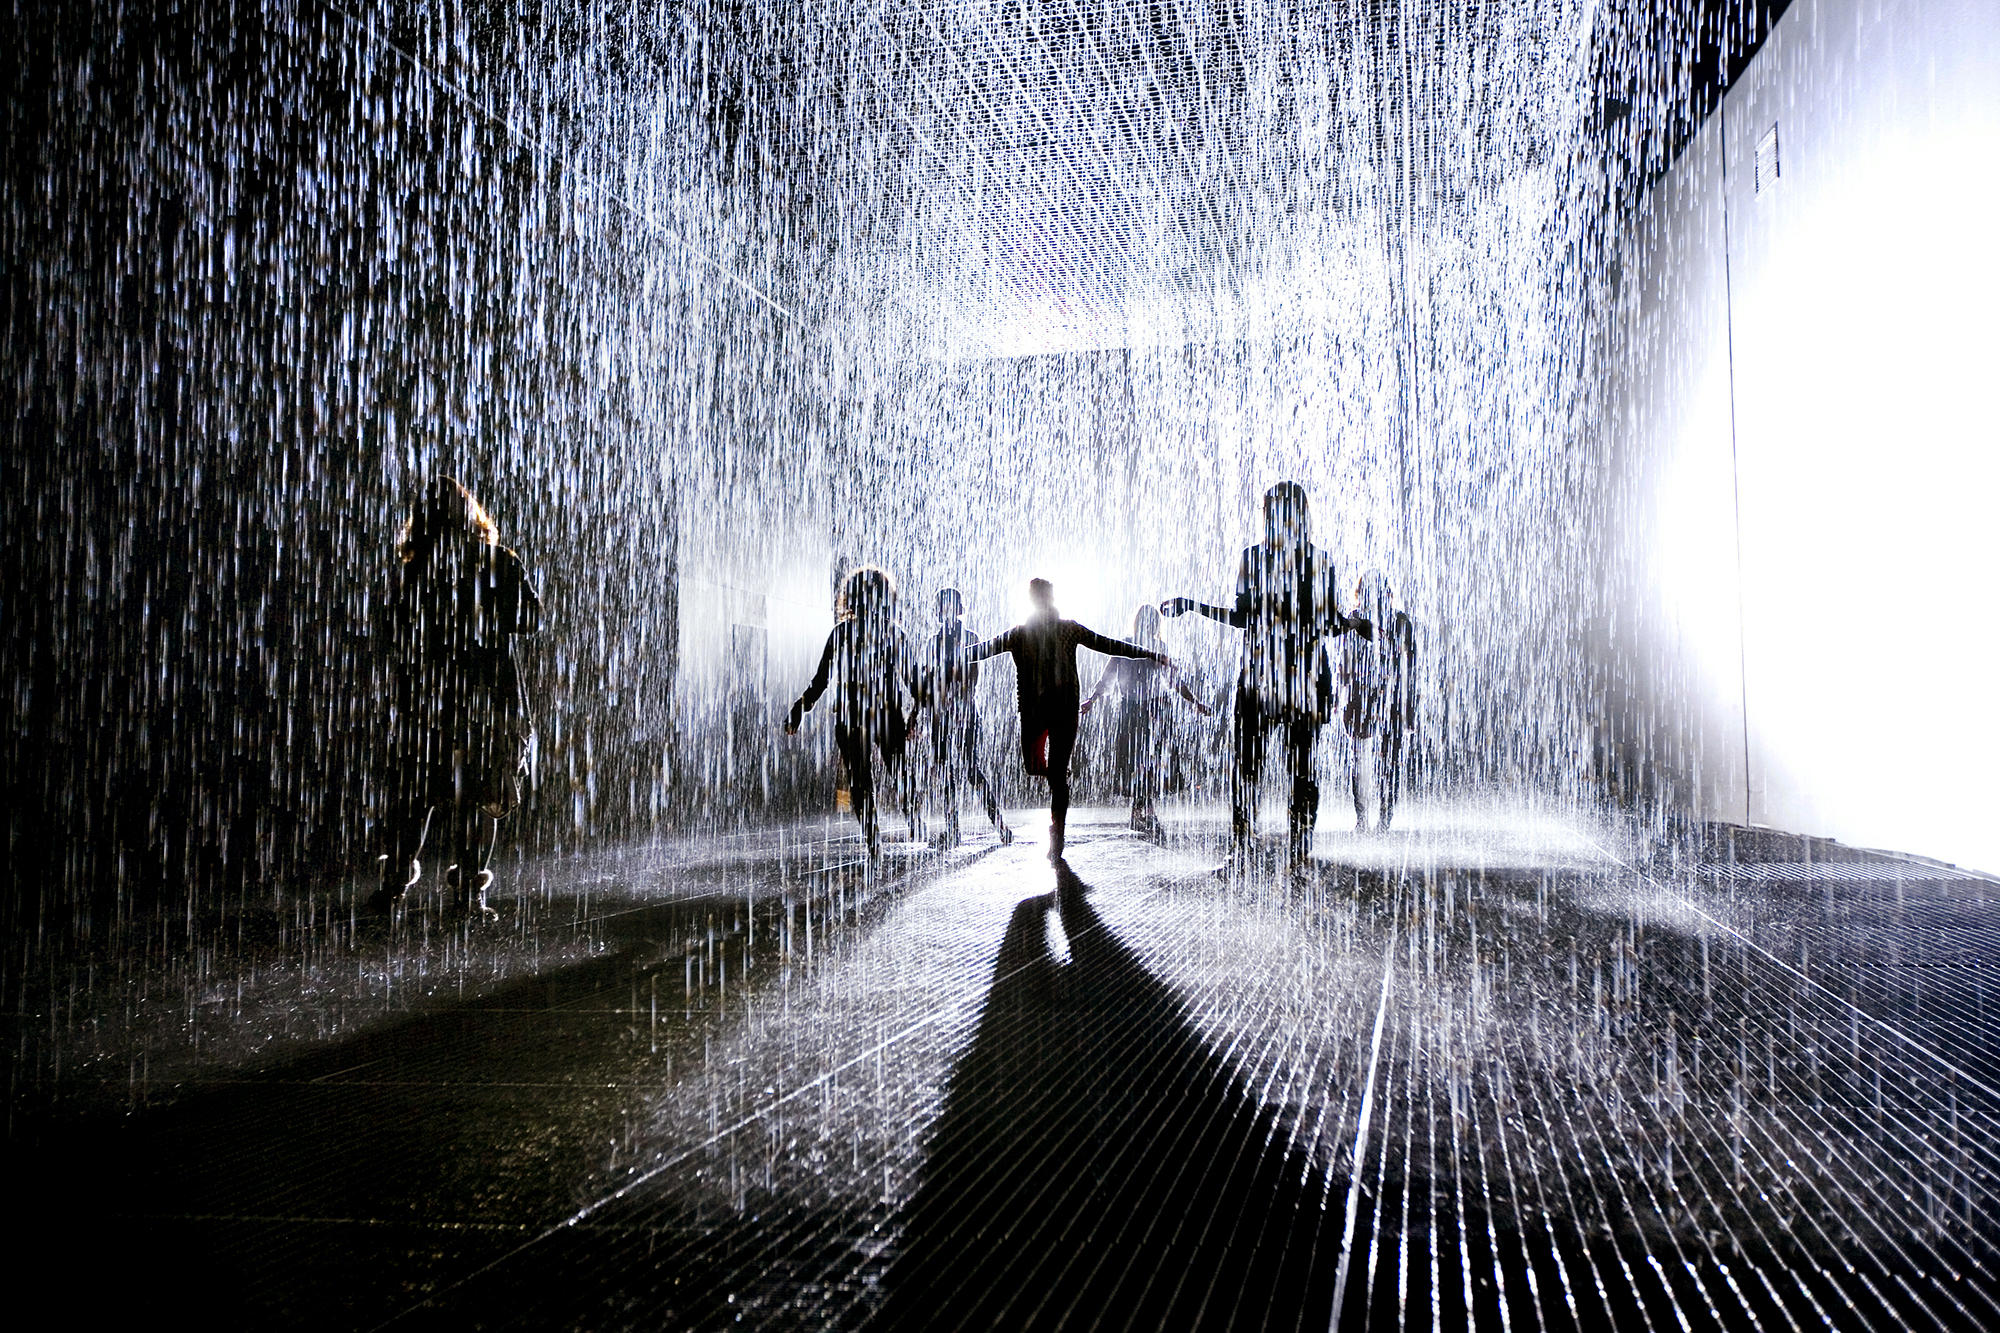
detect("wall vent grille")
[1756,123,1781,193]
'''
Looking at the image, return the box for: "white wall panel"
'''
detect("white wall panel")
[1612,0,2000,872]
[1722,0,2000,871]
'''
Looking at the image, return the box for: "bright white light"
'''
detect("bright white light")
[1730,119,2000,872]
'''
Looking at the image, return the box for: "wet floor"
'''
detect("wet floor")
[8,802,1999,1330]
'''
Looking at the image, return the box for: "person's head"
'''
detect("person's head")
[936,587,963,625]
[1357,569,1392,613]
[1028,577,1056,616]
[399,475,497,562]
[1262,481,1309,549]
[838,565,898,623]
[1131,602,1162,647]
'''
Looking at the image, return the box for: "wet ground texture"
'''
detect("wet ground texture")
[8,803,2000,1330]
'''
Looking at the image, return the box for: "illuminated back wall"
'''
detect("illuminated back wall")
[1604,0,2000,872]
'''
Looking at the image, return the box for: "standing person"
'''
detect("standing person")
[1080,603,1213,837]
[1160,481,1370,863]
[917,588,1012,849]
[1340,570,1419,831]
[970,578,1168,862]
[784,566,925,863]
[369,476,542,921]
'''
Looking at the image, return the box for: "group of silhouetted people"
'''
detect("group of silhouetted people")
[786,481,1419,868]
[360,476,1419,918]
[787,571,1170,862]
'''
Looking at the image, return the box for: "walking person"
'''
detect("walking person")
[784,566,925,863]
[970,578,1168,862]
[1080,603,1213,837]
[917,588,1012,849]
[1340,570,1418,831]
[368,476,542,920]
[1160,481,1370,863]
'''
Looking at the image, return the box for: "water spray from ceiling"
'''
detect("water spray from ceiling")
[1,0,1768,936]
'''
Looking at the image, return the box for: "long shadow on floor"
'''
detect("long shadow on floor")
[876,862,1341,1332]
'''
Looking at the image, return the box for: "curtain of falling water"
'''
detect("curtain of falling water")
[2,0,1760,967]
[779,0,1612,794]
[1,0,793,961]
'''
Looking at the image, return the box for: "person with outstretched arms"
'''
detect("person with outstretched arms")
[1160,481,1370,863]
[970,578,1168,863]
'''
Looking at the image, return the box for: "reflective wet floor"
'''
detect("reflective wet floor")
[9,803,1999,1330]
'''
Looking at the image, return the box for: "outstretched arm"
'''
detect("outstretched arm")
[964,628,1015,663]
[1164,549,1260,627]
[1172,674,1213,714]
[785,630,838,733]
[1159,595,1249,628]
[1072,623,1167,664]
[1080,661,1120,716]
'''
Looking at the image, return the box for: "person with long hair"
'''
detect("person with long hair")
[970,578,1168,863]
[784,565,924,863]
[916,588,1012,849]
[1339,569,1418,831]
[1160,481,1370,863]
[368,476,541,920]
[1080,602,1213,837]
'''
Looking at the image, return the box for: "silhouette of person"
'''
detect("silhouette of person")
[369,476,541,920]
[784,565,924,863]
[915,588,1012,849]
[1080,603,1213,837]
[1340,570,1418,831]
[1161,481,1369,862]
[969,578,1167,862]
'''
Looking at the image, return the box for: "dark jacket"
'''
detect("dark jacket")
[1341,607,1417,738]
[386,539,541,736]
[970,613,1159,721]
[789,616,920,731]
[382,538,541,813]
[1193,543,1367,713]
[917,624,984,713]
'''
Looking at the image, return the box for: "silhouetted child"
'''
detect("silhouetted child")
[1161,481,1369,863]
[369,476,542,920]
[971,578,1167,861]
[785,566,924,863]
[917,588,1012,849]
[1081,603,1212,837]
[1339,570,1418,831]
